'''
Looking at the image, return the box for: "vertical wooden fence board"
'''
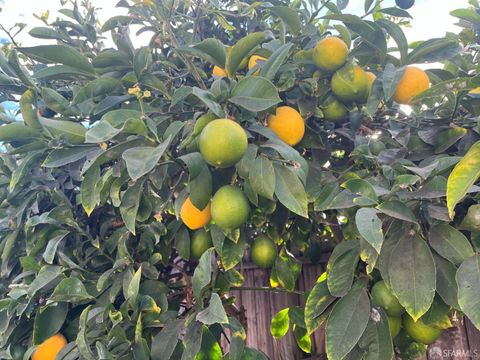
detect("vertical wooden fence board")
[426,318,470,359]
[224,264,480,359]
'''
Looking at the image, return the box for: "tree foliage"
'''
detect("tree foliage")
[0,0,479,359]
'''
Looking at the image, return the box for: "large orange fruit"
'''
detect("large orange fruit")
[392,66,430,104]
[313,36,349,72]
[180,196,211,230]
[32,333,67,360]
[267,106,305,146]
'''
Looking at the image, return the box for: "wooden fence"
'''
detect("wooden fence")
[226,263,480,360]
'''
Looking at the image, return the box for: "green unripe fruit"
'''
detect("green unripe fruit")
[371,280,405,316]
[251,235,277,268]
[191,229,213,259]
[211,185,250,230]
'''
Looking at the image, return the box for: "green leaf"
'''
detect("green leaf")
[181,321,203,360]
[226,32,270,75]
[407,38,461,64]
[33,302,68,345]
[229,76,282,112]
[81,166,101,216]
[305,273,336,334]
[28,265,63,296]
[101,15,140,32]
[382,64,405,101]
[151,319,184,360]
[0,123,41,142]
[355,208,383,254]
[357,307,393,360]
[41,87,75,115]
[456,255,480,330]
[259,43,293,80]
[326,286,371,360]
[40,117,86,144]
[43,146,99,168]
[128,266,142,305]
[249,156,275,200]
[273,163,308,218]
[433,255,460,309]
[180,38,226,68]
[429,223,475,266]
[270,308,290,338]
[73,77,123,104]
[43,230,70,264]
[293,325,311,353]
[50,277,94,303]
[447,141,480,219]
[19,45,95,74]
[122,138,171,181]
[342,178,378,205]
[388,233,436,321]
[196,293,228,325]
[191,87,225,117]
[77,305,95,360]
[120,178,146,235]
[376,199,417,223]
[377,19,408,64]
[450,8,480,25]
[269,7,301,34]
[192,248,214,300]
[9,151,43,191]
[327,240,360,297]
[133,47,152,79]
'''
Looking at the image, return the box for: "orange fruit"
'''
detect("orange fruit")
[199,119,248,168]
[212,65,227,77]
[403,314,442,345]
[191,229,213,259]
[32,333,67,360]
[267,106,305,146]
[469,87,480,94]
[251,235,277,268]
[313,36,349,72]
[211,185,250,230]
[322,97,349,122]
[248,55,267,75]
[392,66,430,104]
[180,196,211,230]
[331,64,369,103]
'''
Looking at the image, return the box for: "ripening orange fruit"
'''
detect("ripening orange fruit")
[180,196,211,230]
[248,55,267,75]
[212,65,227,77]
[392,66,430,104]
[32,333,67,360]
[313,36,349,72]
[267,106,305,146]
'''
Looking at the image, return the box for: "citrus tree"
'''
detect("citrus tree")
[0,0,479,359]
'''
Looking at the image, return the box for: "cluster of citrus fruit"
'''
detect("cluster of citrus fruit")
[180,117,277,267]
[371,281,443,348]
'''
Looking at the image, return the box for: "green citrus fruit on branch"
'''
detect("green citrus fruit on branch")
[331,63,369,103]
[403,314,442,345]
[191,229,213,259]
[313,36,349,72]
[211,185,250,230]
[199,119,248,168]
[388,316,402,338]
[322,97,349,122]
[251,235,277,268]
[371,280,405,316]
